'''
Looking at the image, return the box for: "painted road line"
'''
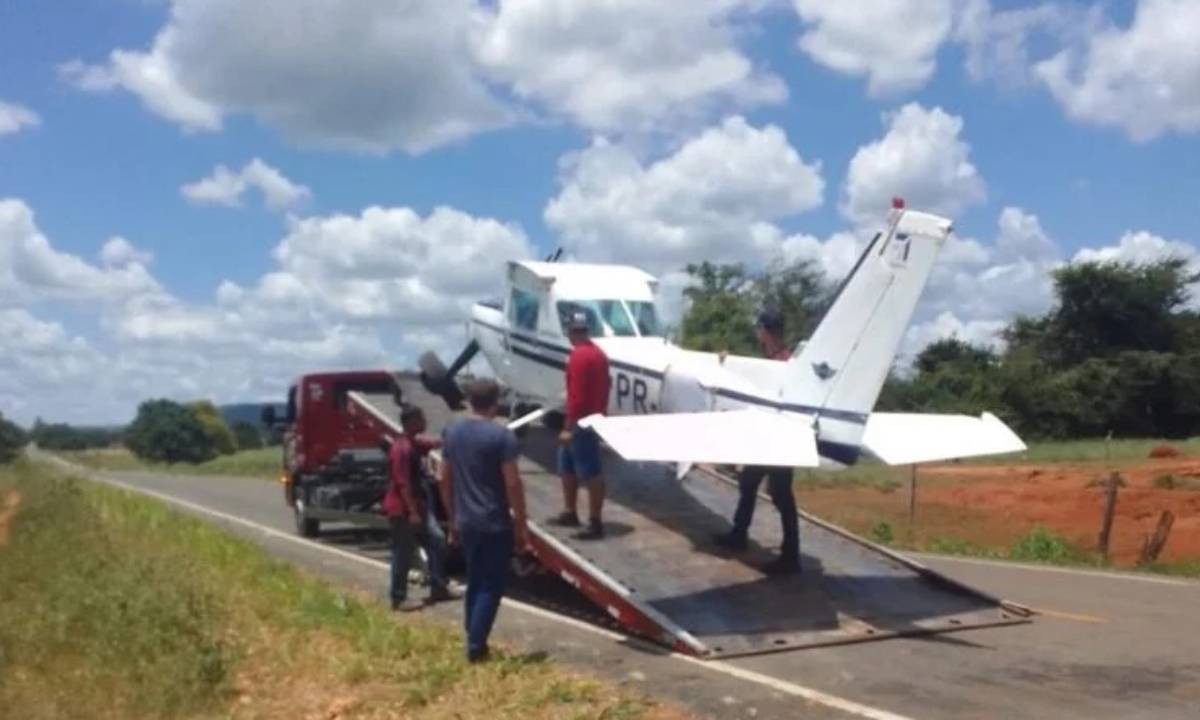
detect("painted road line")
[1026,607,1109,624]
[910,552,1197,587]
[86,471,913,720]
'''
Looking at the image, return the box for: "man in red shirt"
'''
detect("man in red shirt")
[385,405,452,610]
[549,311,611,540]
[714,309,801,575]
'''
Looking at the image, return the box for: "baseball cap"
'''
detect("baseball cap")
[567,311,590,332]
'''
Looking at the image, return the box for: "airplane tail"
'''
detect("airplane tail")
[780,208,951,455]
[583,207,1027,468]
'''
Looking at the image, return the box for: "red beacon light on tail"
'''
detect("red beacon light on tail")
[891,196,905,209]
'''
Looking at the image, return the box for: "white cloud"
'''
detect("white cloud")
[100,236,154,267]
[779,231,865,280]
[955,0,1077,86]
[898,206,1059,362]
[842,103,985,227]
[181,158,311,210]
[473,0,785,133]
[61,0,509,153]
[0,199,159,307]
[1073,230,1198,266]
[0,100,40,136]
[902,311,1009,360]
[0,196,536,424]
[62,0,795,150]
[791,0,956,96]
[1034,0,1200,141]
[545,116,825,273]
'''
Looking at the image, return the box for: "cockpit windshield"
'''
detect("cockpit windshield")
[557,300,662,338]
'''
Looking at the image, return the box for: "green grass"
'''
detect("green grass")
[0,459,679,720]
[978,436,1200,465]
[63,446,281,480]
[918,527,1100,567]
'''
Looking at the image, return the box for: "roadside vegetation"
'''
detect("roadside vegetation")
[63,445,280,480]
[0,459,682,720]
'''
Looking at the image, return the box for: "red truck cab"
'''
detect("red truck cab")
[266,370,401,536]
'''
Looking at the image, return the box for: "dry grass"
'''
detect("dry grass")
[0,459,686,720]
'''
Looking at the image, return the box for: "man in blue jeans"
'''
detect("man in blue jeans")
[438,378,530,663]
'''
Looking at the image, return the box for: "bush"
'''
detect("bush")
[1152,474,1178,490]
[188,401,237,456]
[869,520,894,545]
[29,421,123,451]
[126,399,214,464]
[0,413,26,464]
[1009,527,1085,564]
[231,421,264,451]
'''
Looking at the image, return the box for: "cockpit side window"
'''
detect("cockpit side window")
[626,301,661,337]
[510,287,541,331]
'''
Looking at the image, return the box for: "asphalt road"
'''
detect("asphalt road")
[52,458,1200,720]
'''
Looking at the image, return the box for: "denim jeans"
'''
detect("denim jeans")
[460,527,513,657]
[731,465,800,562]
[389,506,448,603]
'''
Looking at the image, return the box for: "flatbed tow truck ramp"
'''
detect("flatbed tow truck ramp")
[349,381,1031,659]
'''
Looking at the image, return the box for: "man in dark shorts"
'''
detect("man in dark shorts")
[438,379,530,663]
[549,311,611,540]
[714,309,801,575]
[384,405,452,611]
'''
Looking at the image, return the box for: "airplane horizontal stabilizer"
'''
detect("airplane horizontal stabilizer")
[862,412,1026,465]
[579,410,819,467]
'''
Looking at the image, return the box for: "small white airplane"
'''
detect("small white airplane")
[420,202,1025,469]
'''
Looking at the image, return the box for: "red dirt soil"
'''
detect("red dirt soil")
[919,458,1200,565]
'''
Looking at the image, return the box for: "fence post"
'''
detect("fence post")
[908,464,918,527]
[1098,471,1123,561]
[1139,510,1175,566]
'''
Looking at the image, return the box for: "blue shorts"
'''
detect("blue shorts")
[559,427,603,481]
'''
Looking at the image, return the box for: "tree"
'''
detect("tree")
[188,401,237,456]
[29,420,122,450]
[126,399,214,464]
[1027,259,1199,368]
[915,337,997,375]
[753,259,831,348]
[679,259,832,355]
[231,421,263,451]
[0,413,26,464]
[679,262,757,354]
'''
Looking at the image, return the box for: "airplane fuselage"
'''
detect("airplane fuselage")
[470,303,866,466]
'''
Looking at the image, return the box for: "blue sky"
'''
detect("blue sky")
[2,0,1198,424]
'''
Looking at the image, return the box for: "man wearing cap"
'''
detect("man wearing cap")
[549,310,611,540]
[714,309,801,575]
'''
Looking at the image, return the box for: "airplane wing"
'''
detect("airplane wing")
[862,412,1025,465]
[579,410,820,467]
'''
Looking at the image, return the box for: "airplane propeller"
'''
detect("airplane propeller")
[419,339,479,410]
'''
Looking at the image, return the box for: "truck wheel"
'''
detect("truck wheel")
[294,494,320,538]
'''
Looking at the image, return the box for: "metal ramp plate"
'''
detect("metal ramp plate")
[360,381,1030,658]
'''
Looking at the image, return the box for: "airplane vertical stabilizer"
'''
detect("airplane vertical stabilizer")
[782,209,951,432]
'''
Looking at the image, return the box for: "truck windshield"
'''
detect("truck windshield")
[333,379,396,409]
